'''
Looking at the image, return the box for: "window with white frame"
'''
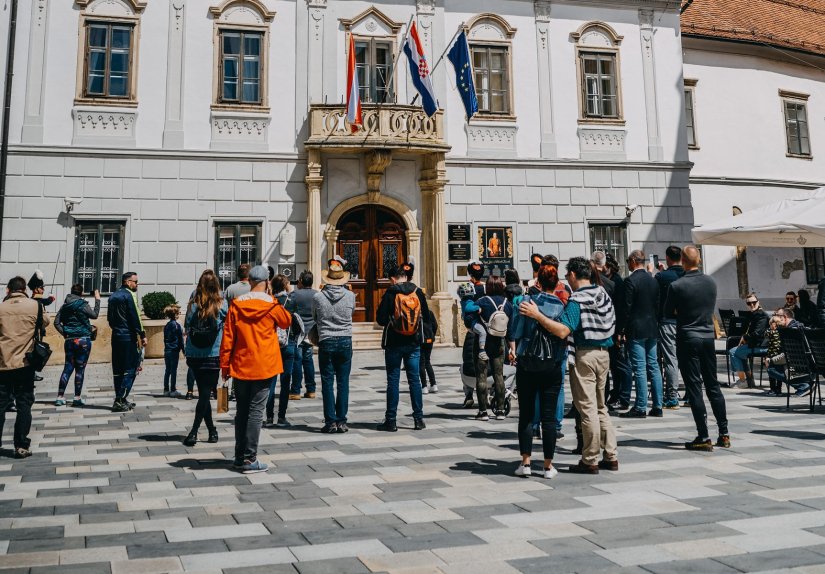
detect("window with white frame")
[354,37,394,104]
[573,23,624,122]
[466,14,516,118]
[684,80,698,148]
[781,91,811,157]
[215,223,262,290]
[74,221,125,295]
[589,222,628,275]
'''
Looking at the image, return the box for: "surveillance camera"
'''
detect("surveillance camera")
[625,204,639,218]
[63,197,83,213]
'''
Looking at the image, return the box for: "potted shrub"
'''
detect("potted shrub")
[141,291,178,358]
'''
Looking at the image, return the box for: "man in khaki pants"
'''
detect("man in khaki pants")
[520,257,618,474]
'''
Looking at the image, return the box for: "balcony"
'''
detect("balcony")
[306,104,449,152]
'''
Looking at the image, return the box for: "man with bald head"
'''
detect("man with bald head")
[663,246,729,451]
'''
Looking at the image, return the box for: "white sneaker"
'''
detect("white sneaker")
[543,467,558,480]
[422,386,429,394]
[515,464,532,477]
[430,384,439,393]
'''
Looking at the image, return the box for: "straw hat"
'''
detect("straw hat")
[322,255,350,286]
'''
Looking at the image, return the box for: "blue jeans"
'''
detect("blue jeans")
[266,341,295,420]
[111,339,140,400]
[730,345,767,375]
[628,338,663,410]
[767,366,810,390]
[291,342,317,394]
[164,350,180,393]
[319,337,353,424]
[384,343,423,422]
[59,337,92,397]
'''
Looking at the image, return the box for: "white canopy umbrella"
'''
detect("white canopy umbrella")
[691,188,825,247]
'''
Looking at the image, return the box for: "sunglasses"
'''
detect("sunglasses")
[746,300,758,306]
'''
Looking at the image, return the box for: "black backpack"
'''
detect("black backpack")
[188,310,219,349]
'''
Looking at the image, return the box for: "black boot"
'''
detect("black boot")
[207,429,219,443]
[183,430,198,447]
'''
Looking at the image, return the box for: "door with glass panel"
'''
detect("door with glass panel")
[336,206,407,323]
[215,224,261,291]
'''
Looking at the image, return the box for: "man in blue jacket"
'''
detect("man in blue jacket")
[107,272,146,412]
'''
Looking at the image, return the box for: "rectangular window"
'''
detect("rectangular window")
[354,38,394,104]
[84,22,133,99]
[685,87,698,148]
[471,44,510,114]
[804,248,825,284]
[581,53,619,119]
[220,30,263,104]
[215,223,262,290]
[784,99,811,157]
[74,222,125,295]
[589,223,628,275]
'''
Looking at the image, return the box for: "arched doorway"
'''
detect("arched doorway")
[336,205,407,322]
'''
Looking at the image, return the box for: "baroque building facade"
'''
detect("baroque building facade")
[0,0,690,343]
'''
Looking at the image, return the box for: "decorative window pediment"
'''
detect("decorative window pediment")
[465,13,516,42]
[571,22,623,48]
[209,0,275,25]
[340,7,403,37]
[75,0,146,17]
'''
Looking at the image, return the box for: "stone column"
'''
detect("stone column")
[306,149,323,283]
[534,1,557,158]
[406,230,422,287]
[163,2,186,148]
[639,9,663,162]
[420,153,452,344]
[21,0,50,143]
[324,226,339,262]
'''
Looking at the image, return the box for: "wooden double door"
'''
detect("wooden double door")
[336,205,407,323]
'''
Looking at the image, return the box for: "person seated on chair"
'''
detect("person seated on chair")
[729,293,769,389]
[763,309,810,397]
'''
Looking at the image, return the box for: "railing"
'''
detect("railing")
[306,104,448,151]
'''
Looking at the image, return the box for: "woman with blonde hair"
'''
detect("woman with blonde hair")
[183,270,228,446]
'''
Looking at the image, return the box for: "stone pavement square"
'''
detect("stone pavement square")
[1,348,825,573]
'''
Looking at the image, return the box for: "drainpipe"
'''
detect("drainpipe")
[0,0,19,255]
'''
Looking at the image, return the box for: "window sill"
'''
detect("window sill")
[74,97,138,108]
[787,153,813,160]
[688,145,700,150]
[211,103,271,114]
[578,117,626,126]
[472,113,517,123]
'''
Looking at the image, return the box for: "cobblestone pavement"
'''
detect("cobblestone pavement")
[2,348,825,573]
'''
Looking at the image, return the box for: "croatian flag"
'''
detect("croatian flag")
[346,33,362,133]
[403,22,438,117]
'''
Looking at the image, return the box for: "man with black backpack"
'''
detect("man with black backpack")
[376,264,430,432]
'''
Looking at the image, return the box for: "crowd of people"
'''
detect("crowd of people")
[0,243,812,476]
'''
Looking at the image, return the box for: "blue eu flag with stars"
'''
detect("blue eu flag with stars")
[448,31,478,120]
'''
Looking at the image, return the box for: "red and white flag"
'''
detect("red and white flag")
[346,33,362,133]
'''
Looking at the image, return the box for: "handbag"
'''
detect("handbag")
[307,324,319,346]
[216,385,229,414]
[519,325,557,373]
[25,303,52,371]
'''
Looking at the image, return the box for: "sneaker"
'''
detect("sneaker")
[598,459,619,471]
[663,399,680,410]
[648,408,663,418]
[289,394,302,400]
[619,407,647,418]
[514,464,532,477]
[414,418,426,430]
[733,380,749,389]
[34,374,43,382]
[684,437,713,451]
[185,392,194,400]
[207,429,219,443]
[276,418,292,429]
[608,400,630,412]
[494,411,505,420]
[376,420,397,432]
[543,466,559,480]
[169,390,183,398]
[795,385,811,397]
[14,448,32,459]
[556,430,564,439]
[321,422,338,433]
[304,392,316,399]
[163,390,170,397]
[264,417,274,427]
[242,459,268,474]
[430,384,439,393]
[462,397,475,409]
[183,431,198,447]
[567,461,599,474]
[475,411,490,421]
[5,403,16,413]
[336,422,348,433]
[111,399,129,413]
[716,435,731,448]
[71,399,85,407]
[763,390,778,397]
[478,351,489,361]
[532,426,541,439]
[54,398,65,407]
[422,386,429,395]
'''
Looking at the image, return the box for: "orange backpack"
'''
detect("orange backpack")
[392,291,422,336]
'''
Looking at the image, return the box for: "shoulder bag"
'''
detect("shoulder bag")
[25,303,52,371]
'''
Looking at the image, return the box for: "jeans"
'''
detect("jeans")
[474,338,505,413]
[384,343,423,422]
[730,345,767,375]
[164,351,180,393]
[319,337,353,424]
[767,366,810,390]
[267,341,295,421]
[234,379,270,463]
[533,352,567,432]
[628,338,664,410]
[59,337,92,398]
[186,368,195,393]
[659,322,680,402]
[186,358,219,433]
[518,363,563,461]
[419,343,436,387]
[0,367,35,450]
[291,342,316,394]
[609,343,633,404]
[677,337,728,439]
[111,339,140,400]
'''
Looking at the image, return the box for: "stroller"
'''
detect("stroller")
[459,331,517,415]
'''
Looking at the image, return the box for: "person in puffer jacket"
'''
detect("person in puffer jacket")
[54,284,100,407]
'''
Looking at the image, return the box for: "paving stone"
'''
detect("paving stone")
[715,548,825,572]
[293,557,371,574]
[640,558,743,574]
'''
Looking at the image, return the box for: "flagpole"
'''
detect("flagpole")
[411,22,465,106]
[383,14,415,104]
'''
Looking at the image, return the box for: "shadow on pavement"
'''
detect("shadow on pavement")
[751,429,825,441]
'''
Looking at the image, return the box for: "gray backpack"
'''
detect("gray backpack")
[481,297,509,338]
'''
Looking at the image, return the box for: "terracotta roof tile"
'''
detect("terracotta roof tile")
[681,0,825,57]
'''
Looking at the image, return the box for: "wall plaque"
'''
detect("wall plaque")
[448,224,471,242]
[478,225,514,277]
[448,242,472,262]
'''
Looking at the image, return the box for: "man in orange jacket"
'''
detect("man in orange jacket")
[220,265,292,473]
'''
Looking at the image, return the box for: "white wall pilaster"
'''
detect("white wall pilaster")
[639,9,663,162]
[307,0,326,105]
[21,0,49,144]
[534,0,557,159]
[163,1,186,149]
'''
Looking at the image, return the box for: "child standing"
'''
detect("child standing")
[163,305,184,397]
[420,308,439,394]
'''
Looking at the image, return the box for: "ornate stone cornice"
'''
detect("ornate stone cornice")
[534,0,551,21]
[416,0,435,15]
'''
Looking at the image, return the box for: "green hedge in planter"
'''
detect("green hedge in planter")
[141,292,177,320]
